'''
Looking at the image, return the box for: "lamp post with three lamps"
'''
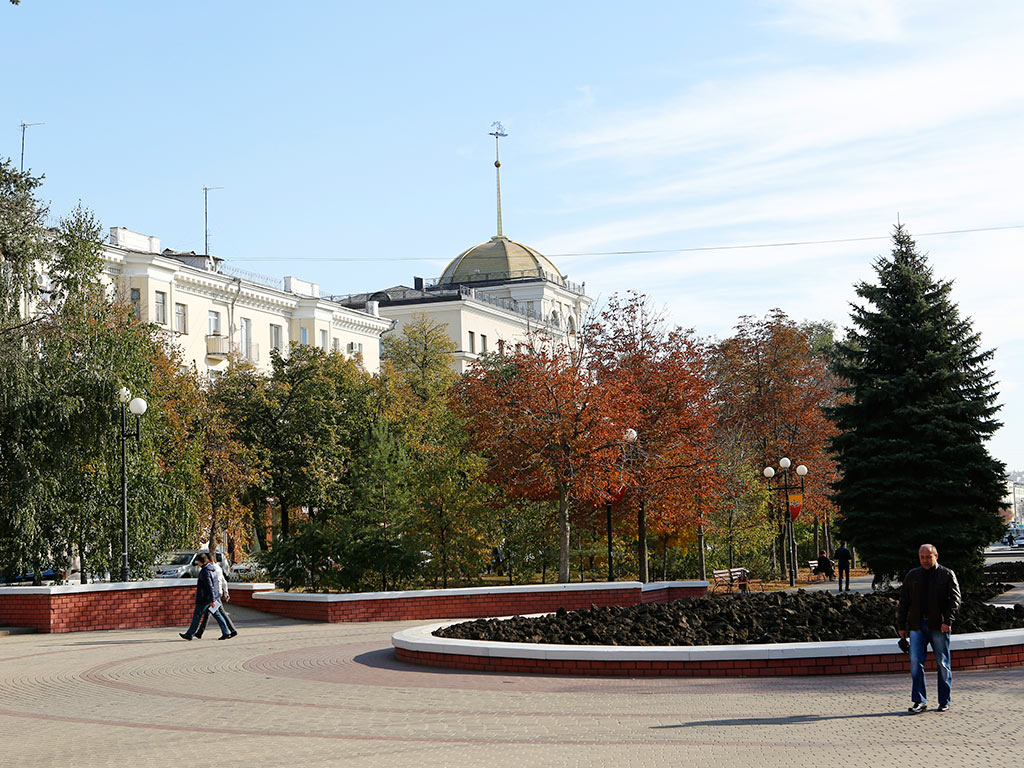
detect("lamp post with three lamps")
[763,458,808,587]
[117,387,148,582]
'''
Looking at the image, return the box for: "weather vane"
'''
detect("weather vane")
[489,122,507,237]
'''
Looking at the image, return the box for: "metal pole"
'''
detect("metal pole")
[782,468,795,586]
[120,405,129,582]
[697,524,706,581]
[606,501,614,581]
[637,496,648,583]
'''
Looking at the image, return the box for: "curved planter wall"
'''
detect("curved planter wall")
[393,621,1024,677]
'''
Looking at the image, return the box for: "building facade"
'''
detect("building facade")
[100,227,392,375]
[336,234,592,373]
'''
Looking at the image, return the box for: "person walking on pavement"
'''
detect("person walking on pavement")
[195,554,237,640]
[897,544,961,714]
[179,552,232,641]
[835,542,852,592]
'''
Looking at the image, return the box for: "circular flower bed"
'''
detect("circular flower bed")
[435,590,1024,646]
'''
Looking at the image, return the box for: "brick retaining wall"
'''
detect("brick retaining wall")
[0,581,275,633]
[252,581,695,623]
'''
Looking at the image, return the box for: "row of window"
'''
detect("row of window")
[129,288,363,358]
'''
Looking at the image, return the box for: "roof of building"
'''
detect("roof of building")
[438,235,565,287]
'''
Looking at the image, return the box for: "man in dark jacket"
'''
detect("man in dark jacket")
[897,544,961,714]
[834,543,852,592]
[179,553,231,640]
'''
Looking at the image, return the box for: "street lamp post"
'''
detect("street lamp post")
[763,458,808,587]
[118,387,148,582]
[623,428,650,583]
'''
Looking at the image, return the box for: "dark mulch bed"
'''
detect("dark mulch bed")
[986,561,1024,582]
[435,590,1024,646]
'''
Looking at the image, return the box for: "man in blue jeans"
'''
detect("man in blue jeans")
[897,544,961,714]
[179,553,231,640]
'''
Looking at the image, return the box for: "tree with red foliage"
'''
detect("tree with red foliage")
[710,310,840,578]
[455,330,636,583]
[589,293,721,581]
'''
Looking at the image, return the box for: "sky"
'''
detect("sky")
[4,1,1024,470]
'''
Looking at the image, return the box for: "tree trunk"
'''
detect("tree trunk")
[280,498,290,539]
[813,517,819,558]
[558,490,571,583]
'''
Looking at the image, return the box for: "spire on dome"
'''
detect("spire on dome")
[488,121,507,237]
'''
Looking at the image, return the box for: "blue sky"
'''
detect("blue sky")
[5,1,1024,470]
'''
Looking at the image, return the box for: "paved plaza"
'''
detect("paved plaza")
[2,603,1023,768]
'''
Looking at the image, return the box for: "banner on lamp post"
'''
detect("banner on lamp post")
[788,493,803,521]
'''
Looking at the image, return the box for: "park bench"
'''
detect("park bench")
[711,567,764,593]
[807,560,830,581]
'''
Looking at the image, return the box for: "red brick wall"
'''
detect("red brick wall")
[0,584,198,633]
[0,593,50,631]
[254,586,646,623]
[395,643,1024,677]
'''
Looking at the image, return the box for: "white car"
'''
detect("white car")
[152,550,231,579]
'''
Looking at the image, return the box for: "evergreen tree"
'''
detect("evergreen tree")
[829,225,1006,587]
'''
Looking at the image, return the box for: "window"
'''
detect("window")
[154,291,167,324]
[270,324,283,351]
[240,317,252,359]
[130,288,141,320]
[480,334,488,353]
[300,327,308,345]
[208,310,221,335]
[468,331,475,353]
[320,329,328,350]
[332,337,340,353]
[174,303,187,334]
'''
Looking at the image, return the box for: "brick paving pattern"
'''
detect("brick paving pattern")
[2,606,1022,768]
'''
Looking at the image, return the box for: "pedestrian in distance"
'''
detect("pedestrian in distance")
[897,544,961,714]
[834,542,853,592]
[179,552,232,641]
[195,553,237,640]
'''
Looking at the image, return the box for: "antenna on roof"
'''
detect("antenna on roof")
[203,185,224,256]
[489,122,507,237]
[20,122,44,172]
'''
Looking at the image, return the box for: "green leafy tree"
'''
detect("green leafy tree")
[829,225,1006,588]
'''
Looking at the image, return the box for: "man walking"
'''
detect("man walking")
[179,552,232,641]
[196,554,237,640]
[897,544,961,714]
[834,542,852,592]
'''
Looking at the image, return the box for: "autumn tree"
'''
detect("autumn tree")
[379,315,491,588]
[456,328,633,583]
[710,310,840,579]
[829,225,1005,588]
[589,293,720,581]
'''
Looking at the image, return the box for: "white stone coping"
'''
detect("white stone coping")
[641,581,709,591]
[254,581,644,603]
[0,579,199,595]
[393,620,1024,662]
[227,583,276,592]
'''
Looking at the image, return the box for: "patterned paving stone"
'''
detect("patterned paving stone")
[1,612,1022,768]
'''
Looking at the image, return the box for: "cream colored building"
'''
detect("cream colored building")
[336,234,592,373]
[101,227,392,375]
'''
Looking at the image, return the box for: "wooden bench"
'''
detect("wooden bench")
[711,567,764,593]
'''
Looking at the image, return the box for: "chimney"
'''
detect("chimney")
[413,276,424,291]
[365,300,380,317]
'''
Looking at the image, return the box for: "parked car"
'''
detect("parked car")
[151,550,231,579]
[230,560,265,580]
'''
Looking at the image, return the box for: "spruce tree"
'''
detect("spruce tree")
[829,225,1006,588]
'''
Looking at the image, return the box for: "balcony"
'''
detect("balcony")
[206,334,260,362]
[206,334,230,358]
